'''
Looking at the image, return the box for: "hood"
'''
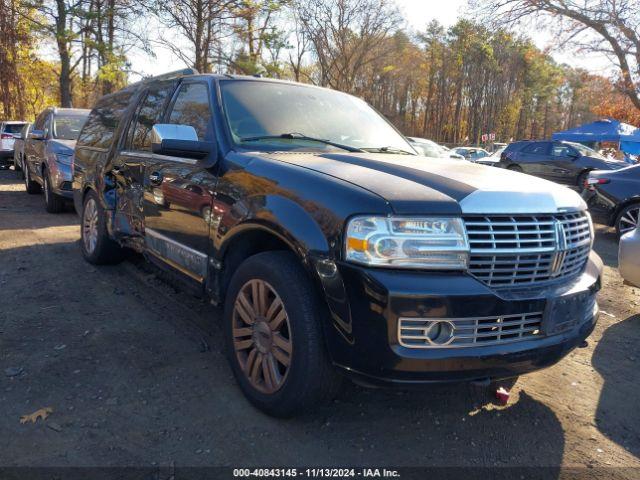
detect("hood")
[48,139,76,156]
[263,152,586,215]
[580,156,627,170]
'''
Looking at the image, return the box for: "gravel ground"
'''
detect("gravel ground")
[0,168,639,475]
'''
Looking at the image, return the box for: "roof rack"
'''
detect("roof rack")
[129,68,199,88]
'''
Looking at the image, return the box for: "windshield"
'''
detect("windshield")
[53,114,88,140]
[568,142,605,160]
[414,143,446,158]
[220,80,415,154]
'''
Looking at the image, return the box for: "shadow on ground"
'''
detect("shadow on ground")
[593,314,640,458]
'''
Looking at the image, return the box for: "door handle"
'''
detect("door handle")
[149,171,163,186]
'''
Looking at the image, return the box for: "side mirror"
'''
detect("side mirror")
[29,130,45,140]
[150,124,217,165]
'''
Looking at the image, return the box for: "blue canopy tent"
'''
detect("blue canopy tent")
[552,119,640,154]
[620,132,640,155]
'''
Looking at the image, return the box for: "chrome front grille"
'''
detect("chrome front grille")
[464,212,591,287]
[398,312,543,348]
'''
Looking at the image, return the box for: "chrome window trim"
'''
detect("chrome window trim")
[120,149,198,165]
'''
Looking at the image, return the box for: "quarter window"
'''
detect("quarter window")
[167,82,212,141]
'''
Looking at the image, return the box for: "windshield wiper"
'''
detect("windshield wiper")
[239,132,364,153]
[362,146,415,155]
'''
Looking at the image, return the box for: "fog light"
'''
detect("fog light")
[425,320,455,346]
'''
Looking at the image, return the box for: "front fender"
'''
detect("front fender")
[217,194,355,342]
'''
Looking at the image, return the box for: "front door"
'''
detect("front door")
[142,79,218,283]
[112,80,177,245]
[548,142,579,185]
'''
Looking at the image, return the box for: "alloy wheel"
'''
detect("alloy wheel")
[619,206,639,235]
[232,279,292,394]
[83,198,99,254]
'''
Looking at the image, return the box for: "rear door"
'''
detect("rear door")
[516,142,551,178]
[142,78,217,284]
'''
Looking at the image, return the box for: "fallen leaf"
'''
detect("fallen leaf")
[20,407,53,424]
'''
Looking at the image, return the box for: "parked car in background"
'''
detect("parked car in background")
[452,147,489,162]
[73,70,602,417]
[12,122,32,175]
[619,226,640,287]
[23,107,90,213]
[0,121,28,167]
[584,165,640,236]
[475,147,505,166]
[500,140,627,187]
[408,137,465,160]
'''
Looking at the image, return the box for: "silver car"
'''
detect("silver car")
[619,225,640,287]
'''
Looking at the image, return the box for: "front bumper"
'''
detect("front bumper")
[323,252,602,386]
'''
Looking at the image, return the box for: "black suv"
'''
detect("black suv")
[73,70,602,417]
[499,140,626,186]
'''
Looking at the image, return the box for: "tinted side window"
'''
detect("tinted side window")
[522,142,550,155]
[129,81,177,151]
[551,144,573,157]
[167,82,212,140]
[77,90,135,149]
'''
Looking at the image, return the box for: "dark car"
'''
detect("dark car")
[584,165,640,236]
[23,107,90,212]
[499,140,626,187]
[73,70,602,417]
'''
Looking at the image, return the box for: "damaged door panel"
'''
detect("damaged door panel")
[112,79,179,245]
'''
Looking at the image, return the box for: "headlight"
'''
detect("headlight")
[345,216,469,269]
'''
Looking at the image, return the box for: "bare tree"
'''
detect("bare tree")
[294,0,401,93]
[472,0,640,110]
[154,0,239,73]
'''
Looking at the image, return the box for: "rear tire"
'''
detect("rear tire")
[24,162,41,194]
[43,170,65,213]
[224,251,342,417]
[615,203,640,237]
[80,190,125,264]
[507,164,523,172]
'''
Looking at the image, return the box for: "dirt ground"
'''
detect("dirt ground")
[0,168,639,475]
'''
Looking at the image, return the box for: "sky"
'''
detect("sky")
[128,0,615,80]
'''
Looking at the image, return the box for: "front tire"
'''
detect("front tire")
[224,251,341,417]
[616,203,640,237]
[80,190,125,264]
[43,170,65,213]
[507,164,523,173]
